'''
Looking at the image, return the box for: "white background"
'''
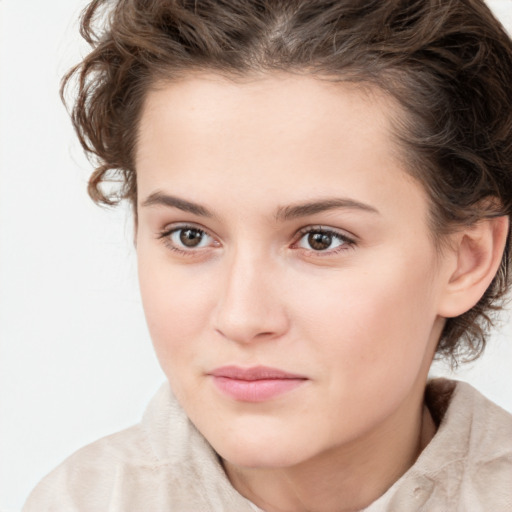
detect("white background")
[0,1,511,511]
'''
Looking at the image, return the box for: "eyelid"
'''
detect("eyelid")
[295,225,357,242]
[292,225,357,255]
[157,222,220,254]
[158,221,215,238]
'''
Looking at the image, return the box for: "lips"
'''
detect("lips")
[208,365,308,402]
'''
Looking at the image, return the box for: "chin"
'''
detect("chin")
[212,431,316,470]
[222,449,305,470]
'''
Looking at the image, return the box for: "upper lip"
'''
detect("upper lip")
[209,365,307,381]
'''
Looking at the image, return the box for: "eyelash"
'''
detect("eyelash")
[157,224,356,257]
[157,224,215,256]
[293,226,356,256]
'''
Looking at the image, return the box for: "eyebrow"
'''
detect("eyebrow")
[141,192,379,220]
[141,192,214,217]
[276,198,379,221]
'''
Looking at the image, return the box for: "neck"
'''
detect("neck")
[223,386,436,512]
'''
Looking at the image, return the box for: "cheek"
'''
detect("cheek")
[137,250,215,366]
[288,251,440,377]
[284,266,438,436]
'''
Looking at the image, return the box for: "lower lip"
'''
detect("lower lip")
[211,376,306,402]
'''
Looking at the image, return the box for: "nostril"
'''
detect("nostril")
[214,317,287,345]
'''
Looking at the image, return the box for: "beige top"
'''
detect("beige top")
[23,379,512,512]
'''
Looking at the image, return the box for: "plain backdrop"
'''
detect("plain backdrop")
[0,1,511,511]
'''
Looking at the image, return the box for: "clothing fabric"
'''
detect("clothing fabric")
[23,379,512,512]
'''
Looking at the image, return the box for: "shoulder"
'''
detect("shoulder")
[447,380,512,510]
[22,424,161,512]
[23,383,255,512]
[432,378,512,466]
[387,379,512,512]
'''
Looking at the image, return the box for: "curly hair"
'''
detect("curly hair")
[62,0,512,363]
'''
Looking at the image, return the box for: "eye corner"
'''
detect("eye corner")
[156,223,220,257]
[292,225,357,256]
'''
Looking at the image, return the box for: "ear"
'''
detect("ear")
[438,215,509,318]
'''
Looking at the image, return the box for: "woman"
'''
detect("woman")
[24,0,512,510]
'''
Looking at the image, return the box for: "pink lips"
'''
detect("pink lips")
[209,365,307,402]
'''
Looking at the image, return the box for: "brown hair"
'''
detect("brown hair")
[62,0,512,362]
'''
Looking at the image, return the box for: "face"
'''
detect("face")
[135,74,451,469]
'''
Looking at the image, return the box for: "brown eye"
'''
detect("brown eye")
[296,228,351,253]
[307,232,333,251]
[179,228,204,247]
[164,226,214,250]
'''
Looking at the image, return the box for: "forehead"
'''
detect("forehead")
[138,73,397,152]
[135,72,426,221]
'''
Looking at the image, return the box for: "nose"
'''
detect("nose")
[213,249,289,344]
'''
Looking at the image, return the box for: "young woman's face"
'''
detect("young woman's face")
[135,74,451,468]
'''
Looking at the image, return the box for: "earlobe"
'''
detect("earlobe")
[438,216,509,318]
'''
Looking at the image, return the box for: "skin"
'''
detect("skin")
[134,73,504,512]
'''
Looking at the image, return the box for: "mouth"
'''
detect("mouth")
[208,365,308,402]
